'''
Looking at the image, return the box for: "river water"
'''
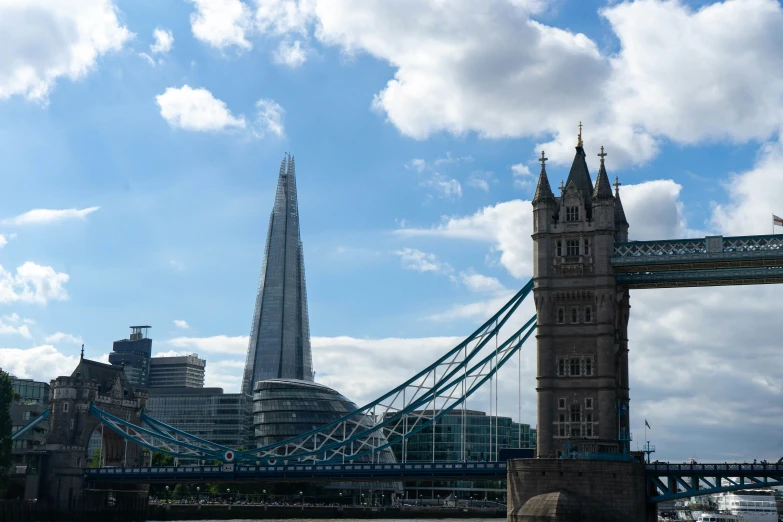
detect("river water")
[147,519,499,522]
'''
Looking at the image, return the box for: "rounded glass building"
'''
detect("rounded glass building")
[252,379,395,463]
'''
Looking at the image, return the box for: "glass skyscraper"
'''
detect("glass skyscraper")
[242,153,314,395]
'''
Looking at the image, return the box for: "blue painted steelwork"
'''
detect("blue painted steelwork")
[84,461,508,483]
[646,462,783,503]
[611,234,783,288]
[88,279,538,464]
[11,409,49,441]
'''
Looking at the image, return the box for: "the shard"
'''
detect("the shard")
[241,153,313,395]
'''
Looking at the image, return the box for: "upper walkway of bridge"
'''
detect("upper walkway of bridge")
[611,233,783,288]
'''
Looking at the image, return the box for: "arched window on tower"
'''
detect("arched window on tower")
[584,238,590,255]
[571,308,578,323]
[557,309,564,324]
[584,307,592,323]
[556,241,562,257]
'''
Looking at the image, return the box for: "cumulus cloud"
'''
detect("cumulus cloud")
[254,98,285,137]
[156,85,247,132]
[0,262,69,304]
[2,207,99,226]
[44,332,82,345]
[621,180,689,240]
[274,39,307,67]
[189,0,252,50]
[0,0,132,102]
[394,248,452,274]
[168,334,248,355]
[454,272,507,295]
[151,28,174,55]
[466,171,495,193]
[187,0,783,168]
[512,163,534,191]
[421,173,462,201]
[0,345,78,381]
[173,319,190,329]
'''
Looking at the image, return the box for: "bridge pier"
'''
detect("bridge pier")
[507,459,656,522]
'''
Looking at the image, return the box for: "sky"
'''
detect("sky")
[0,0,782,463]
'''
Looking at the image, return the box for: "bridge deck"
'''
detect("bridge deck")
[611,234,783,288]
[85,461,509,483]
[646,462,783,502]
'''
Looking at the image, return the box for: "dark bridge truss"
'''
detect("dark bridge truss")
[612,234,783,288]
[87,279,538,464]
[646,462,783,502]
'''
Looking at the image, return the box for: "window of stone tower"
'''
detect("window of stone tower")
[570,358,581,376]
[566,239,579,256]
[570,404,581,422]
[558,398,566,409]
[566,206,579,222]
[69,418,74,430]
[63,402,69,412]
[584,356,594,376]
[584,307,592,323]
[570,307,578,323]
[556,240,562,256]
[557,308,564,324]
[557,358,565,376]
[585,398,593,409]
[558,424,566,437]
[584,238,590,255]
[585,424,593,437]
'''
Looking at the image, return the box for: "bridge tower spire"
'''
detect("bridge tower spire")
[531,132,631,458]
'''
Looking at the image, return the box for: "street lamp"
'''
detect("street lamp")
[227,488,231,505]
[165,485,169,504]
[339,492,342,505]
[262,489,266,505]
[361,493,365,506]
[300,490,304,508]
[196,486,200,503]
[437,494,440,506]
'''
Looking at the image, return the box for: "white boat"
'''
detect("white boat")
[694,514,740,522]
[713,490,779,522]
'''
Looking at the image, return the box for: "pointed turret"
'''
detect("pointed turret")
[564,123,594,218]
[614,176,629,242]
[532,151,554,203]
[593,146,613,200]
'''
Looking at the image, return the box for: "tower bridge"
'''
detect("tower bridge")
[12,144,783,521]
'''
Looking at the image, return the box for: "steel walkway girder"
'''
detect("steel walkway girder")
[616,266,783,289]
[646,462,783,503]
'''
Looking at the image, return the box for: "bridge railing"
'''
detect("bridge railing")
[646,462,783,474]
[612,234,783,265]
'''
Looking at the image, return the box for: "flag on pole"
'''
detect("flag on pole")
[774,214,783,227]
[645,419,651,429]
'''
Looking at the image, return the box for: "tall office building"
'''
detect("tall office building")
[242,153,314,394]
[148,354,205,388]
[109,326,152,388]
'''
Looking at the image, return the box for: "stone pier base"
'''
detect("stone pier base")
[507,459,656,522]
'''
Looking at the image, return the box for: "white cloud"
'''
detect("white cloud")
[0,235,6,249]
[0,262,69,304]
[511,163,534,190]
[397,200,532,278]
[711,135,783,236]
[406,159,426,173]
[0,321,31,339]
[455,272,507,294]
[0,0,132,102]
[151,28,174,55]
[44,332,82,345]
[139,53,156,66]
[0,345,78,381]
[421,173,462,200]
[2,207,99,226]
[204,359,245,390]
[274,39,307,67]
[466,171,495,192]
[173,319,190,329]
[254,98,285,137]
[394,248,452,274]
[189,0,253,50]
[621,180,689,240]
[156,85,247,132]
[434,153,474,167]
[168,334,248,355]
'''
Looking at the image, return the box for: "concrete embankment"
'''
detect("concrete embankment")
[148,505,506,520]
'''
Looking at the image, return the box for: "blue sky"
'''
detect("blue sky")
[1,0,782,462]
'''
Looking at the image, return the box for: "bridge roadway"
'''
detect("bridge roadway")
[86,461,783,503]
[611,233,783,288]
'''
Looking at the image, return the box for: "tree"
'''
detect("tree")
[88,448,102,468]
[0,371,13,497]
[151,452,174,466]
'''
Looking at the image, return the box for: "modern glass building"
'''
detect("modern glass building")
[109,326,152,388]
[145,388,252,449]
[242,154,314,395]
[11,376,50,405]
[148,354,205,388]
[388,409,535,463]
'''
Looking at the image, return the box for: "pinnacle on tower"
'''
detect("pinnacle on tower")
[614,176,629,227]
[564,122,594,216]
[593,146,613,199]
[532,151,555,203]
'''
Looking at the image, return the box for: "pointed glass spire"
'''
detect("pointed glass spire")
[242,153,314,395]
[532,151,554,203]
[593,146,613,200]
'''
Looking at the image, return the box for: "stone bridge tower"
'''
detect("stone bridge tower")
[35,354,148,510]
[531,130,631,458]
